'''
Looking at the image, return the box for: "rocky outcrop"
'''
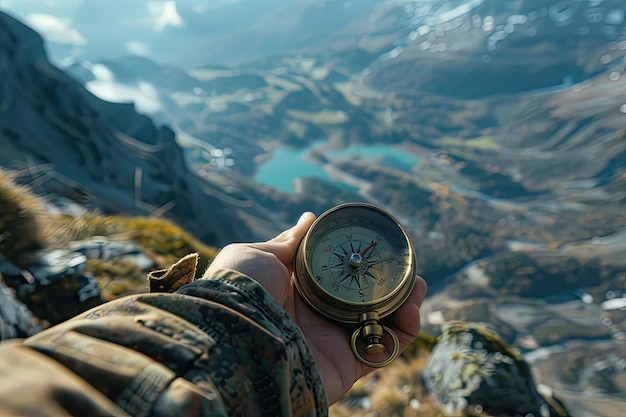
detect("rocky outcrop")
[331,322,571,417]
[422,322,569,417]
[0,250,102,326]
[0,277,40,340]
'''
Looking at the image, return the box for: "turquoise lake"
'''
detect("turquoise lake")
[255,143,418,192]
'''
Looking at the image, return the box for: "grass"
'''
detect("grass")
[334,82,362,106]
[86,258,145,300]
[264,74,303,92]
[312,67,330,80]
[331,333,440,417]
[0,168,51,266]
[36,212,217,301]
[438,136,501,150]
[0,174,219,298]
[287,109,349,124]
[54,213,218,280]
[0,170,217,319]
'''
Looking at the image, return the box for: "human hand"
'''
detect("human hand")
[204,212,428,404]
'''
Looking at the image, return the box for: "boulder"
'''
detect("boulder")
[423,322,569,417]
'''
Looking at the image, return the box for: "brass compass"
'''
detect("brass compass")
[293,203,416,367]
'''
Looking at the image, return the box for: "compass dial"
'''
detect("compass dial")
[306,219,411,304]
[294,203,415,324]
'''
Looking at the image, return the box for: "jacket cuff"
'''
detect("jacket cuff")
[176,268,328,416]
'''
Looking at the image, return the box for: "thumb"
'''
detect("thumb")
[251,212,316,265]
[272,212,316,243]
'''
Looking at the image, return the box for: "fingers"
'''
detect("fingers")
[392,275,427,347]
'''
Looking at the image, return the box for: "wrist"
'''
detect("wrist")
[177,268,329,415]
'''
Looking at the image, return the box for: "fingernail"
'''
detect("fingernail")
[297,212,310,225]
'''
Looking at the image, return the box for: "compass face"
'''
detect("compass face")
[303,205,413,305]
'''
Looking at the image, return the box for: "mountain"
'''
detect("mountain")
[61,0,626,272]
[0,11,278,246]
[0,9,361,245]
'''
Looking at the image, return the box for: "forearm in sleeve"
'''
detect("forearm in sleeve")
[0,256,328,417]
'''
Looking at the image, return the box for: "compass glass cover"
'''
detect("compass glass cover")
[304,205,412,304]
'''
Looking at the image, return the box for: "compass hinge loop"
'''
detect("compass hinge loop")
[359,312,385,354]
[351,315,400,367]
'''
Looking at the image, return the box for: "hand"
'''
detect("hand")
[204,212,428,404]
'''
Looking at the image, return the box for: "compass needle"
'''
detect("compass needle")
[360,240,378,258]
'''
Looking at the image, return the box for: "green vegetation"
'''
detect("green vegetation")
[438,136,501,150]
[0,170,218,302]
[401,332,438,359]
[333,81,362,106]
[86,258,144,300]
[114,216,217,274]
[287,109,349,124]
[0,168,51,267]
[54,214,218,284]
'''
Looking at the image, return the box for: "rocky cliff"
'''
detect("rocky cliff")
[0,11,263,246]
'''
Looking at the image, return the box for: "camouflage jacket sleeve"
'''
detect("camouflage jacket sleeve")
[0,254,328,417]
